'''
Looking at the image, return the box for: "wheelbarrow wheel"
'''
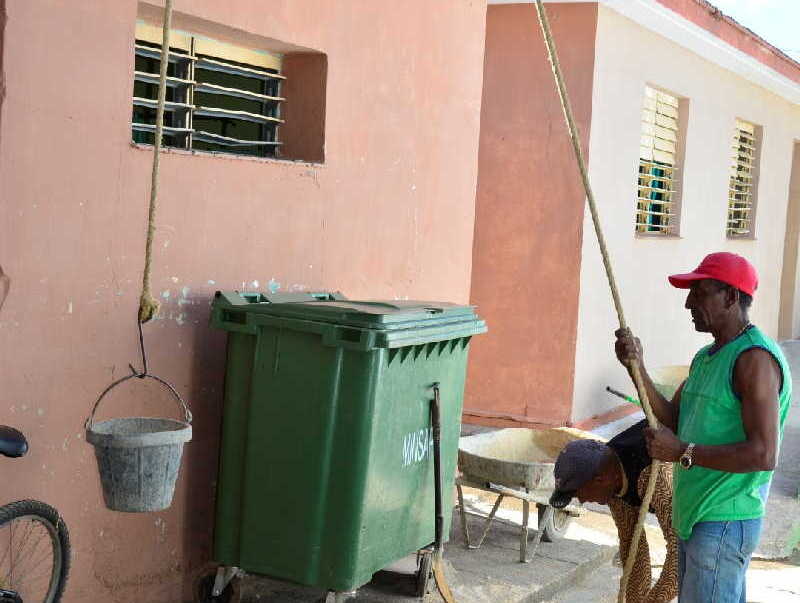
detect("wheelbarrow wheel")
[538,505,572,542]
[193,563,242,603]
[415,549,433,598]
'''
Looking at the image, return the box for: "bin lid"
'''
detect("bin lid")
[212,291,487,348]
[213,291,480,329]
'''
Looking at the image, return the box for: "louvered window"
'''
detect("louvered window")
[636,87,681,235]
[727,120,759,237]
[132,22,284,158]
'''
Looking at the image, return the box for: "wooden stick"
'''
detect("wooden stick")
[532,3,661,601]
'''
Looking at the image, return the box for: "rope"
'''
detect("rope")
[531,3,661,601]
[138,0,175,323]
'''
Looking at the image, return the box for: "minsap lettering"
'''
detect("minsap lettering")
[402,427,434,467]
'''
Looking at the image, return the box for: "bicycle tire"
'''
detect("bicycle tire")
[0,500,70,603]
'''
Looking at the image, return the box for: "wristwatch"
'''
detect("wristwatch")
[679,443,696,469]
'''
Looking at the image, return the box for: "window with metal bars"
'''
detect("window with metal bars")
[727,119,760,238]
[131,22,284,158]
[636,87,682,235]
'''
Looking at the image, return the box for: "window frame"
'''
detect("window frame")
[635,85,687,238]
[726,119,762,239]
[131,22,286,159]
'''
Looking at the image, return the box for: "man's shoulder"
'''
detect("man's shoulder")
[736,345,779,365]
[738,326,783,362]
[733,345,784,392]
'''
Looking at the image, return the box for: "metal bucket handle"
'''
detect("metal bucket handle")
[86,372,192,430]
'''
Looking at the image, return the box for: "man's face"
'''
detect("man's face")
[684,279,730,332]
[575,475,615,505]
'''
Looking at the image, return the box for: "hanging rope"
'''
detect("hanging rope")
[531,2,661,601]
[138,0,175,323]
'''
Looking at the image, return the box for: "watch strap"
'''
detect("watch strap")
[680,442,696,469]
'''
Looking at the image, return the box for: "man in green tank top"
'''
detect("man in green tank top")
[614,252,792,603]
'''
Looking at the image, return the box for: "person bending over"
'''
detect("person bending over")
[551,420,677,603]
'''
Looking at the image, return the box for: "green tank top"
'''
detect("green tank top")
[673,325,792,540]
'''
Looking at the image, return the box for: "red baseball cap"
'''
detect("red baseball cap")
[668,252,758,296]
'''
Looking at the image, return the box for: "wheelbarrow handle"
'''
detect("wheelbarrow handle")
[606,386,640,406]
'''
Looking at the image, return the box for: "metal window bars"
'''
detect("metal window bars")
[636,87,681,235]
[727,120,757,237]
[131,35,284,158]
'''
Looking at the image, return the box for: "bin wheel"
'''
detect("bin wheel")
[415,549,433,598]
[537,505,572,542]
[194,563,242,603]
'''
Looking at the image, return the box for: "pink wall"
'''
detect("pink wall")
[465,2,597,428]
[0,1,486,600]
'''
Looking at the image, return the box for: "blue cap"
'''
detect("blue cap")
[549,439,608,509]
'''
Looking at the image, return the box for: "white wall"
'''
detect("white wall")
[779,145,800,339]
[572,5,800,422]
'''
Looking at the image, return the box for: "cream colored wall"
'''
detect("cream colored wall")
[571,5,800,422]
[778,144,800,339]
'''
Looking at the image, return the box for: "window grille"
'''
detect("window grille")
[636,87,680,235]
[132,23,284,158]
[727,119,758,237]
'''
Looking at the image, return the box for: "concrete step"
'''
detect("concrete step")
[540,559,621,603]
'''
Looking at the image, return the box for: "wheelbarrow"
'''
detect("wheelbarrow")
[457,427,605,562]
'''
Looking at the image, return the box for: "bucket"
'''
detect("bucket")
[650,364,690,399]
[86,373,192,512]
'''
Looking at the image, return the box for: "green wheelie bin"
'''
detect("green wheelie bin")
[207,291,487,596]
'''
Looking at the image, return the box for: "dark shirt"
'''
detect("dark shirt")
[607,419,651,507]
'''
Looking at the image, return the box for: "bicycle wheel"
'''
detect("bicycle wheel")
[0,500,70,603]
